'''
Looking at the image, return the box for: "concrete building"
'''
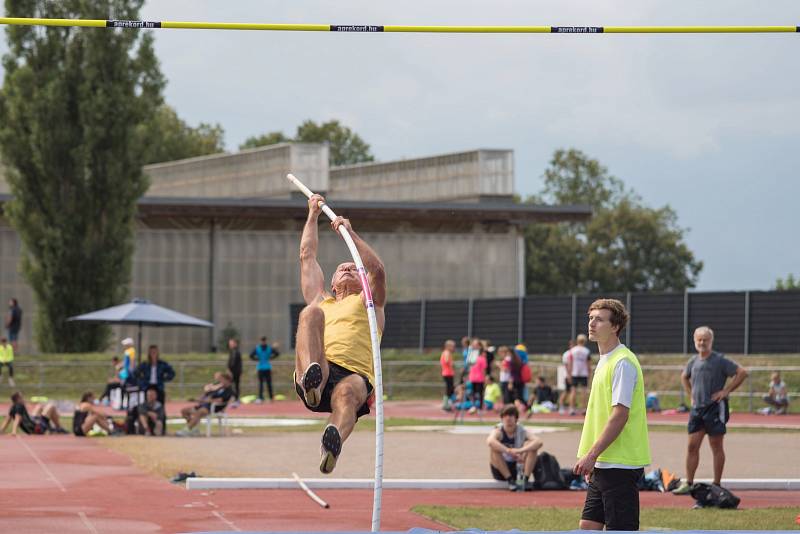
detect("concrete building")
[0,145,590,353]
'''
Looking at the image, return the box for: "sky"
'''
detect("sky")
[1,1,798,291]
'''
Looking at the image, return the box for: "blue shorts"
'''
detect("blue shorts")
[7,330,19,342]
[688,401,729,436]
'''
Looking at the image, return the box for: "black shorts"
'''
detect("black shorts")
[32,415,49,435]
[572,376,589,388]
[490,460,518,481]
[688,401,729,436]
[443,376,455,397]
[295,361,374,419]
[581,467,643,531]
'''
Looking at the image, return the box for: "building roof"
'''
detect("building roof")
[0,193,591,224]
[136,196,591,224]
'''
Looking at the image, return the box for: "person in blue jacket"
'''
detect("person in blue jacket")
[250,336,280,403]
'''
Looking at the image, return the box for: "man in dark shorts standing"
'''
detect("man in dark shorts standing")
[487,404,542,491]
[574,299,650,531]
[295,193,386,474]
[672,326,748,494]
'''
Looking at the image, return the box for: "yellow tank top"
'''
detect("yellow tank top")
[318,294,380,386]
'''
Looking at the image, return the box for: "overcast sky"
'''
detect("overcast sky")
[2,1,798,291]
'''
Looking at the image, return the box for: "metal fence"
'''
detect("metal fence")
[291,290,800,353]
[8,360,797,414]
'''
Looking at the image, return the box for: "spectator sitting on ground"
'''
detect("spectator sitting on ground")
[487,404,543,491]
[525,375,557,417]
[1,391,66,435]
[73,392,117,437]
[762,372,789,415]
[137,386,166,436]
[483,375,502,411]
[176,371,235,437]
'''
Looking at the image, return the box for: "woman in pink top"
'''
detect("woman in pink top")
[440,340,456,407]
[468,348,487,410]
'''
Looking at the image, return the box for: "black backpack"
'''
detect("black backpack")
[533,452,567,490]
[690,483,741,509]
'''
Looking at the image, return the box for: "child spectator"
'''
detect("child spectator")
[98,356,123,406]
[468,345,488,412]
[496,346,513,405]
[484,375,502,411]
[762,372,789,415]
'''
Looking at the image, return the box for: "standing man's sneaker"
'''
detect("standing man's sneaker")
[672,481,693,495]
[301,362,324,408]
[507,478,518,491]
[320,424,342,474]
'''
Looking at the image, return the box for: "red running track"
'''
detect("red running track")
[1,435,799,533]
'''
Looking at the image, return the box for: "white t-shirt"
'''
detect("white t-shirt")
[593,344,646,469]
[570,345,591,377]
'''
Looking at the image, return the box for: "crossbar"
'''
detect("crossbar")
[0,18,798,34]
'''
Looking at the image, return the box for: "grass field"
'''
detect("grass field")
[5,350,798,412]
[413,505,800,531]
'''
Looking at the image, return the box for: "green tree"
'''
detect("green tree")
[0,0,164,352]
[239,131,290,151]
[775,274,799,291]
[140,104,225,164]
[239,119,374,166]
[524,149,702,294]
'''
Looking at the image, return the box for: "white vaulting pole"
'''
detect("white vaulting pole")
[286,173,385,532]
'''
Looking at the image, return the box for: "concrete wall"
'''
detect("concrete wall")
[329,149,514,202]
[0,215,521,354]
[143,143,329,198]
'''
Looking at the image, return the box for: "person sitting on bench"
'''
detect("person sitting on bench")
[176,371,234,437]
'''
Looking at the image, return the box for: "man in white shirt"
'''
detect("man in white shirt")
[574,298,650,531]
[568,334,592,416]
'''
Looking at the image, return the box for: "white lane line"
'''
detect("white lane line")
[78,512,99,534]
[16,436,67,493]
[212,510,241,532]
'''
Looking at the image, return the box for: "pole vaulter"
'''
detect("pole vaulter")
[287,173,385,532]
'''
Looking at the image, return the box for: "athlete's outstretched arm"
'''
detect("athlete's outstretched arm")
[300,194,327,305]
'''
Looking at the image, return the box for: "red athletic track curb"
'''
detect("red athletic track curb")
[1,435,799,533]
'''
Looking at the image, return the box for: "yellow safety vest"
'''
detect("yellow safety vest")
[577,345,651,466]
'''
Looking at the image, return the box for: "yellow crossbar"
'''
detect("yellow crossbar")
[0,18,797,34]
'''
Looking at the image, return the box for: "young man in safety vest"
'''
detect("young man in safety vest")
[295,193,386,474]
[574,299,651,531]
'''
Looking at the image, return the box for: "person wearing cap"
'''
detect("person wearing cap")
[120,338,136,383]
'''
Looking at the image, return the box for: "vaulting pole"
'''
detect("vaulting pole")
[0,17,797,34]
[287,173,384,532]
